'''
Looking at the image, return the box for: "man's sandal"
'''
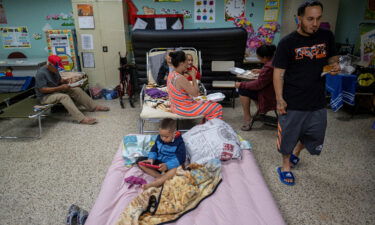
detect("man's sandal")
[290,154,300,168]
[277,167,295,186]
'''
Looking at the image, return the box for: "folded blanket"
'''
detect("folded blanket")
[326,74,357,112]
[115,159,222,225]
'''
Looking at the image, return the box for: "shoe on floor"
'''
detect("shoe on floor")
[277,167,295,186]
[66,204,80,225]
[77,208,88,225]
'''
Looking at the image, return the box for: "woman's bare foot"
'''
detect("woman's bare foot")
[94,105,110,111]
[80,117,97,125]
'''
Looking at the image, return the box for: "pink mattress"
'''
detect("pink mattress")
[86,147,285,225]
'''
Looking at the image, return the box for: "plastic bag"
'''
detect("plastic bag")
[182,119,242,164]
[102,89,118,100]
[339,55,355,74]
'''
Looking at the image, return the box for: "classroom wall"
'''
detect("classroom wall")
[0,0,75,58]
[132,0,283,44]
[335,0,373,49]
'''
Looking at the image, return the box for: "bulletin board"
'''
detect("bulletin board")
[0,0,75,58]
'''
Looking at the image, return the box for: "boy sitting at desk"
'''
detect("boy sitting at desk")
[35,55,109,125]
[138,118,186,190]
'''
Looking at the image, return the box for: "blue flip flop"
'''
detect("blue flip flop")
[290,154,300,168]
[277,167,295,186]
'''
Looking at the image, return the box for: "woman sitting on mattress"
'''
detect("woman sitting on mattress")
[167,50,223,120]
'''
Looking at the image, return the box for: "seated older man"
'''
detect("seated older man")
[35,55,109,125]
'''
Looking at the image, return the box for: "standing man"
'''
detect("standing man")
[273,1,340,185]
[35,55,109,125]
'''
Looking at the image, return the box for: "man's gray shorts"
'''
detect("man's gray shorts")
[277,108,327,155]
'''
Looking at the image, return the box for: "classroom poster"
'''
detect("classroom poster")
[361,29,375,67]
[77,4,95,29]
[194,0,216,23]
[264,0,279,22]
[0,1,7,24]
[1,26,31,48]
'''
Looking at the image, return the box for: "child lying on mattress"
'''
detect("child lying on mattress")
[138,118,186,190]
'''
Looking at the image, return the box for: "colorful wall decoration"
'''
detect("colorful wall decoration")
[194,0,216,23]
[1,26,31,48]
[234,16,279,55]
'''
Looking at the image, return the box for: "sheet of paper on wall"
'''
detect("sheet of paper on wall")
[132,18,148,31]
[264,8,278,22]
[264,0,279,22]
[171,19,182,30]
[82,52,95,68]
[155,18,167,30]
[81,34,94,50]
[78,16,95,29]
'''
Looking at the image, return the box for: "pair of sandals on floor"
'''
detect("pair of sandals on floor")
[277,154,300,186]
[66,204,88,225]
[79,105,110,125]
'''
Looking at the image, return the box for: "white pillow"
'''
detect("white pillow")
[182,119,242,164]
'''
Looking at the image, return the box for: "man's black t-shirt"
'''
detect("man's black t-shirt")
[273,28,336,111]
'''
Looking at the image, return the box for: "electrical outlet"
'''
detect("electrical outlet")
[103,46,108,52]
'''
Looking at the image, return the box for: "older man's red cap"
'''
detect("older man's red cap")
[48,55,64,70]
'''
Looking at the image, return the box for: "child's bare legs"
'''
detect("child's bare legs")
[139,165,162,179]
[143,168,177,190]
